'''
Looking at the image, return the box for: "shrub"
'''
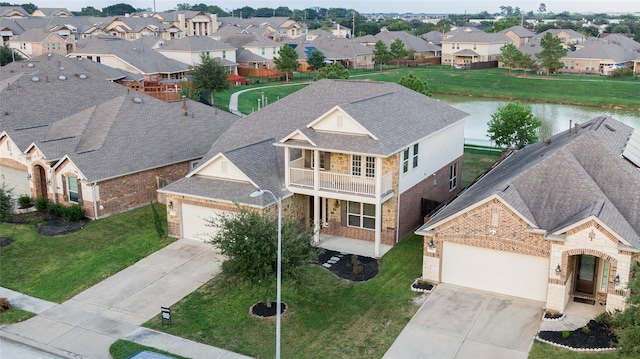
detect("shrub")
[35,196,49,211]
[62,204,85,222]
[18,195,32,208]
[595,311,615,327]
[47,203,65,217]
[582,325,591,334]
[561,330,570,339]
[351,255,363,275]
[0,181,13,222]
[0,297,11,311]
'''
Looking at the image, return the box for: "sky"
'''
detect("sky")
[26,1,640,14]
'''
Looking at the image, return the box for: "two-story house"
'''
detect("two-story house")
[441,27,512,66]
[159,79,468,258]
[156,36,238,72]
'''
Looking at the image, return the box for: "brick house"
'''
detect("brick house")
[159,79,468,257]
[416,116,640,313]
[0,54,238,219]
[441,27,512,66]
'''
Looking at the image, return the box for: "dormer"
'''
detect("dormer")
[306,106,378,139]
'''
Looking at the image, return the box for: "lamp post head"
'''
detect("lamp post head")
[250,189,265,198]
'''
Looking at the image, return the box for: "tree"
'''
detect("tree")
[517,54,537,76]
[496,43,523,74]
[0,45,22,66]
[176,3,191,10]
[538,32,567,75]
[207,206,318,307]
[538,3,547,14]
[486,17,521,33]
[318,62,349,79]
[0,179,14,223]
[389,38,409,68]
[372,40,391,71]
[487,101,541,148]
[306,50,326,73]
[398,73,432,96]
[273,44,299,81]
[612,261,640,356]
[102,3,136,16]
[189,52,229,106]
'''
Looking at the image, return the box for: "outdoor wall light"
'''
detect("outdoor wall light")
[555,264,561,275]
[614,275,620,284]
[47,178,51,185]
[27,173,32,180]
[428,239,435,249]
[168,201,173,209]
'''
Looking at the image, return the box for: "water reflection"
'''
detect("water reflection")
[436,95,640,146]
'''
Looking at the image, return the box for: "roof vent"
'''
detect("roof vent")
[31,76,40,82]
[58,75,67,81]
[133,97,144,104]
[79,74,87,79]
[132,47,137,51]
[27,63,34,68]
[59,67,65,71]
[47,53,52,57]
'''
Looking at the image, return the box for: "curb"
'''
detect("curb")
[0,329,88,359]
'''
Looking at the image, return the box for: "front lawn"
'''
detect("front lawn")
[0,205,173,303]
[529,340,625,359]
[143,234,425,358]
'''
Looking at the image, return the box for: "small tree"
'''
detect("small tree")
[1,45,22,66]
[318,62,349,79]
[306,49,326,73]
[496,43,523,74]
[538,32,567,76]
[372,40,391,71]
[189,52,229,105]
[517,53,537,76]
[487,101,541,149]
[398,73,432,96]
[273,44,299,81]
[612,261,640,356]
[389,38,409,68]
[207,206,318,307]
[150,200,165,239]
[0,180,14,222]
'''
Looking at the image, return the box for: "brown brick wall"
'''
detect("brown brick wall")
[321,198,396,245]
[0,158,27,170]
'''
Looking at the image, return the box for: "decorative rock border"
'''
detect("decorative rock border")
[535,335,618,352]
[541,311,565,322]
[410,278,435,294]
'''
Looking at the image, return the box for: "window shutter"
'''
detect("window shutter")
[325,152,331,170]
[304,149,311,168]
[77,180,83,203]
[340,200,347,226]
[62,175,68,201]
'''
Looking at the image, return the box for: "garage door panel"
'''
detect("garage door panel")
[442,242,549,301]
[0,165,30,197]
[181,204,225,241]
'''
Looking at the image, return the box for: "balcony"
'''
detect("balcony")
[288,159,393,198]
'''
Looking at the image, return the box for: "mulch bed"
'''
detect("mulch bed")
[4,211,88,236]
[317,249,379,282]
[250,301,288,318]
[538,320,618,350]
[411,280,434,291]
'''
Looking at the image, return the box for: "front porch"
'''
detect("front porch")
[540,299,606,331]
[315,234,393,259]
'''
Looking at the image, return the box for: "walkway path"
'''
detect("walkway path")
[228,82,310,116]
[0,239,251,359]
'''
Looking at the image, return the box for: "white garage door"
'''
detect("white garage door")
[181,203,226,241]
[442,242,549,301]
[0,165,30,197]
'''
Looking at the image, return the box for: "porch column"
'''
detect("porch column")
[313,150,321,243]
[284,148,290,188]
[374,156,383,258]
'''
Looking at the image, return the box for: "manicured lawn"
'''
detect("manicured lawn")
[0,306,36,324]
[144,234,425,359]
[0,205,173,303]
[462,148,502,188]
[529,340,626,359]
[109,340,190,359]
[228,66,640,115]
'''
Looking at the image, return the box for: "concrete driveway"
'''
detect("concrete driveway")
[384,283,544,359]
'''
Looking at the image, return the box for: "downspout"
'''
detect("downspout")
[92,182,99,220]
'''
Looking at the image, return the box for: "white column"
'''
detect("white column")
[313,150,321,243]
[284,148,290,188]
[374,156,383,258]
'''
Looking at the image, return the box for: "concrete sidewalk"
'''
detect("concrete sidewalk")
[0,239,252,359]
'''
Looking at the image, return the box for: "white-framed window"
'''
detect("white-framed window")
[365,156,375,177]
[412,143,419,168]
[348,201,375,229]
[261,47,265,55]
[190,161,199,170]
[473,43,477,50]
[222,50,226,59]
[352,155,362,176]
[352,155,374,177]
[311,151,326,170]
[402,148,409,173]
[449,163,457,190]
[68,177,79,203]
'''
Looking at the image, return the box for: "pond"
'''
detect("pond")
[435,95,640,146]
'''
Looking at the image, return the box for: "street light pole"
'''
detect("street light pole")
[250,189,282,359]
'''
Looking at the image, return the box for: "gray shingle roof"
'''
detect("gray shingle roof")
[358,30,433,52]
[1,53,239,182]
[420,116,640,249]
[160,36,236,52]
[565,36,640,63]
[443,28,512,43]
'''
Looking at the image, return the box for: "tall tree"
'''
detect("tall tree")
[189,52,229,105]
[389,38,409,68]
[306,49,326,73]
[273,44,299,81]
[372,40,391,71]
[318,62,349,79]
[517,54,537,76]
[496,43,523,74]
[102,3,136,16]
[487,101,542,148]
[398,73,432,96]
[207,206,318,308]
[0,45,22,66]
[538,32,567,75]
[538,3,547,13]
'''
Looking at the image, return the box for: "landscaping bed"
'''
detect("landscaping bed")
[537,320,618,351]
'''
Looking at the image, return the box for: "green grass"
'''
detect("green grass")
[529,340,628,359]
[0,306,36,324]
[109,340,190,359]
[229,66,640,115]
[0,205,173,303]
[143,234,424,359]
[462,148,502,188]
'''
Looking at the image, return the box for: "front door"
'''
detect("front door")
[575,255,598,295]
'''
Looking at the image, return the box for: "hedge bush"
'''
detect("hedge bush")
[18,195,32,209]
[63,204,85,222]
[35,196,49,211]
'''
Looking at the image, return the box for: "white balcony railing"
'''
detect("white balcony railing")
[289,168,393,197]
